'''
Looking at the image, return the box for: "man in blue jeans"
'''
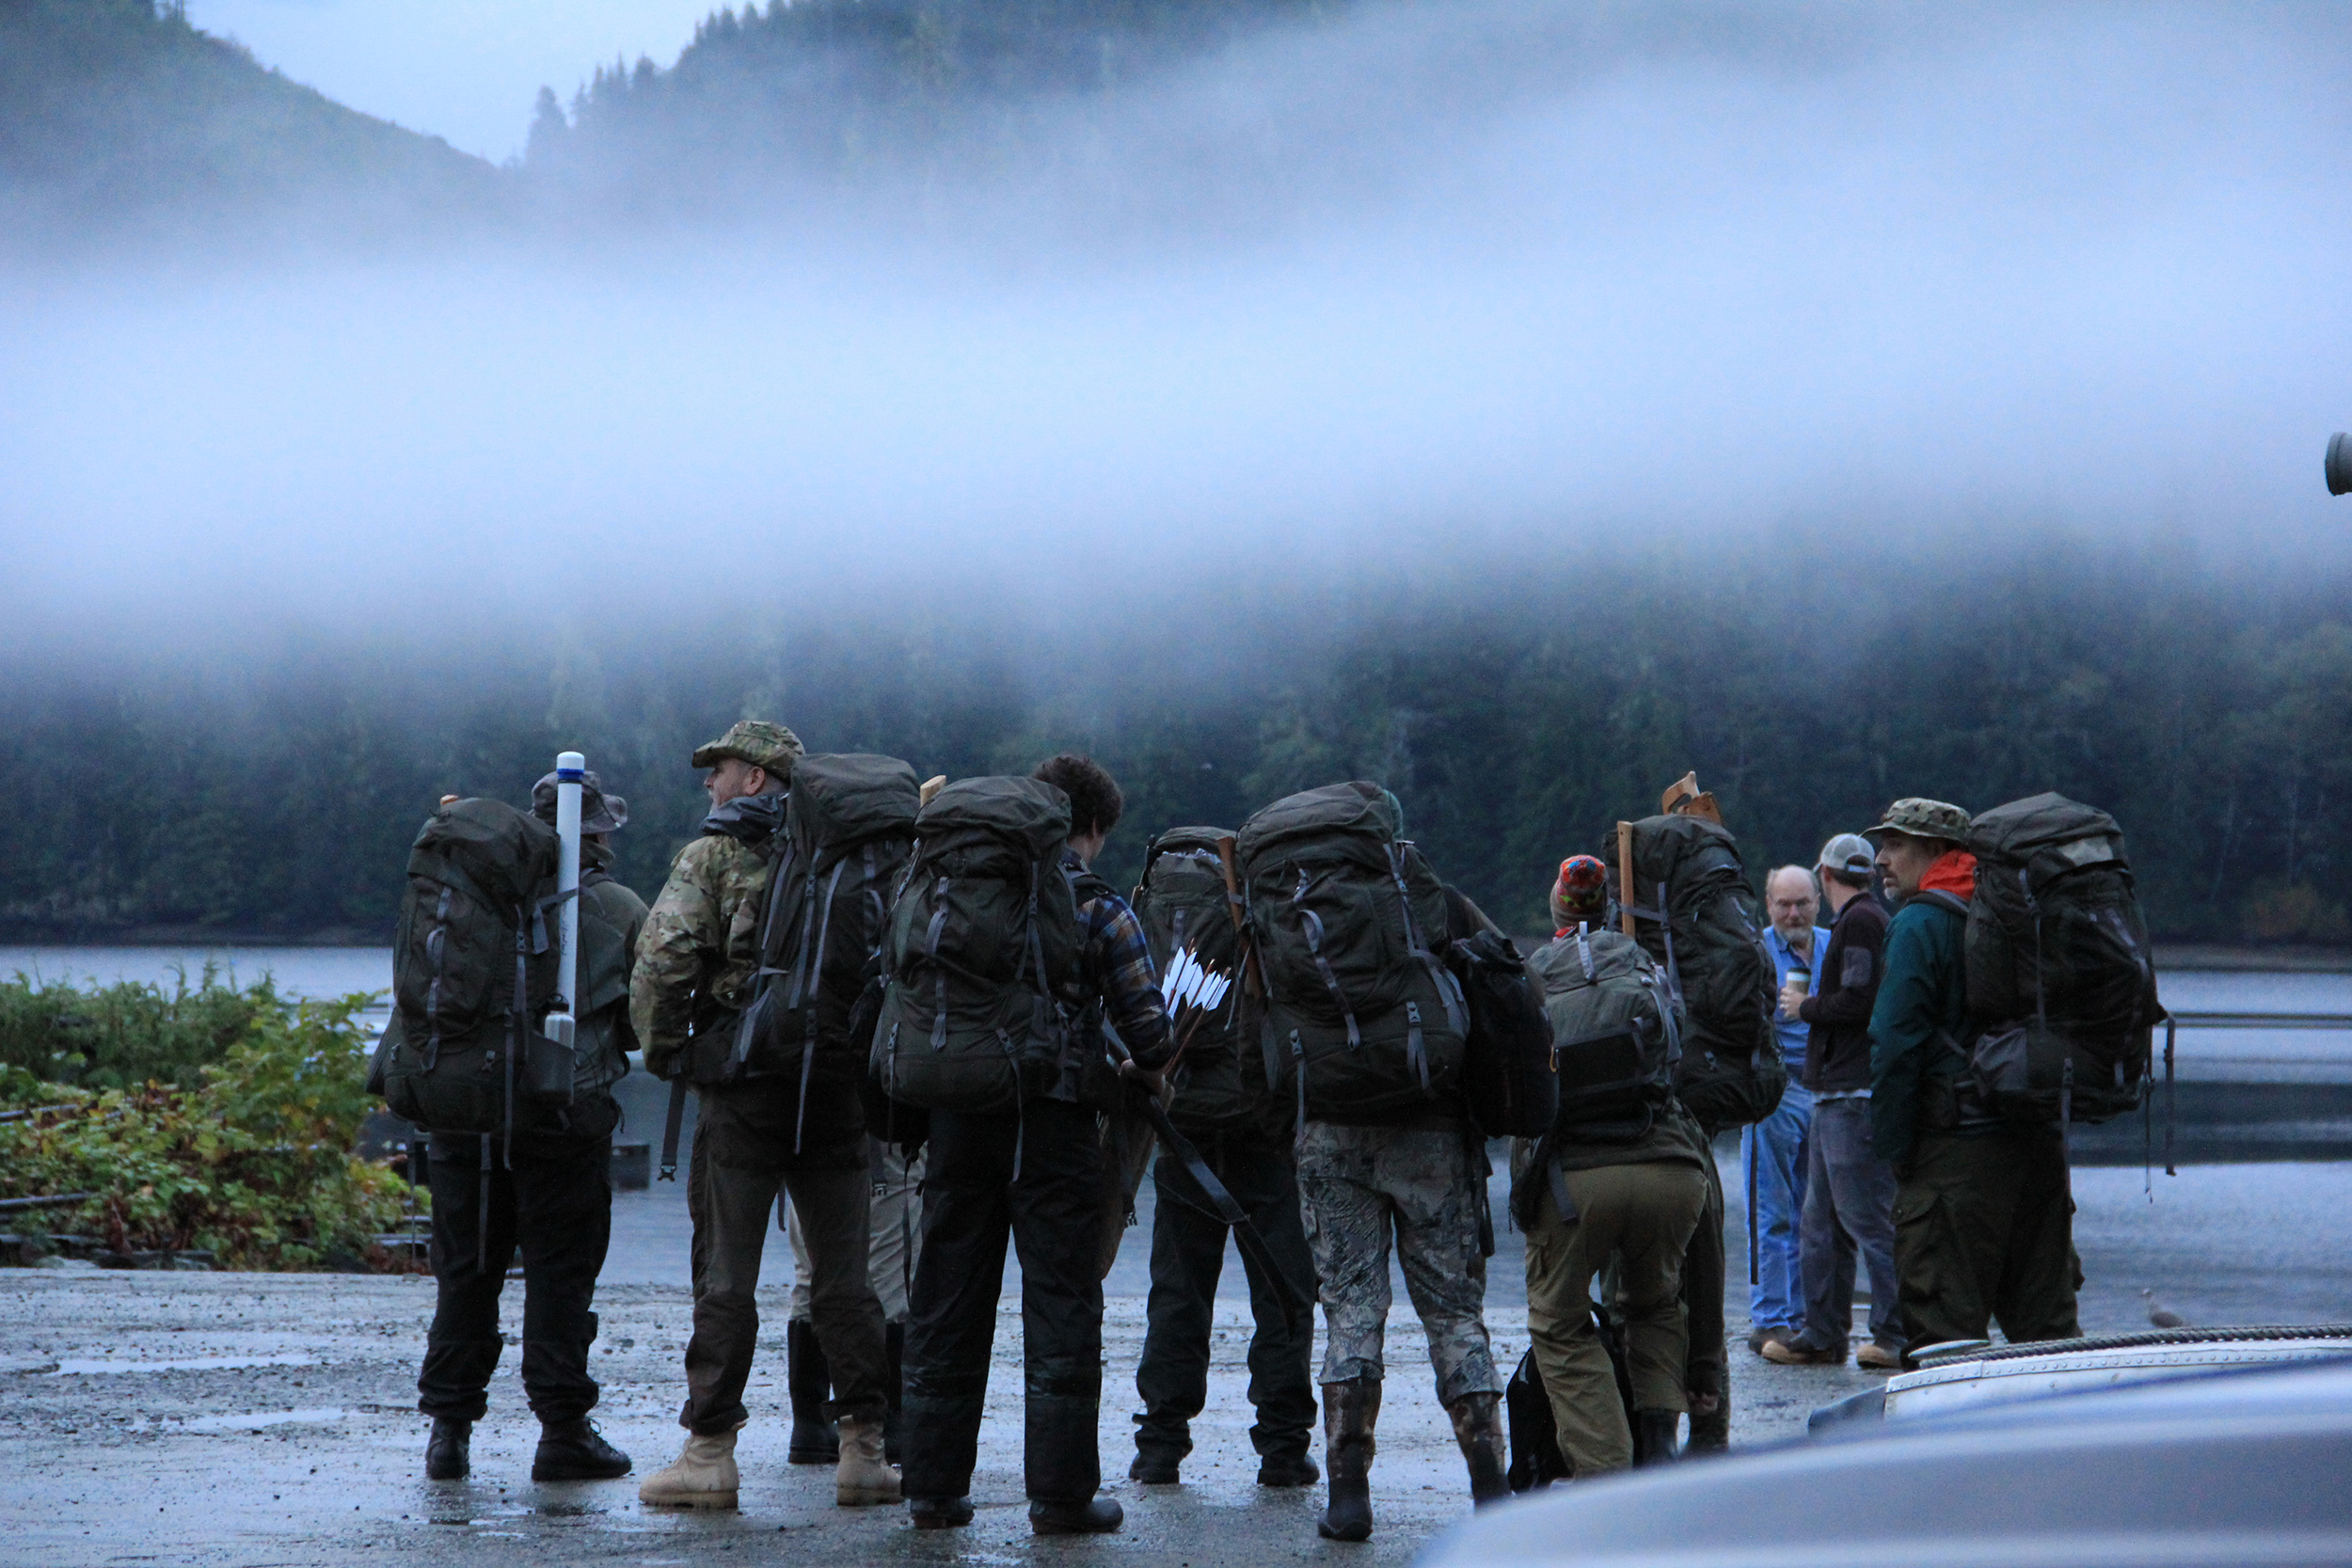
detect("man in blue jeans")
[1765,833,1901,1370]
[1743,866,1825,1354]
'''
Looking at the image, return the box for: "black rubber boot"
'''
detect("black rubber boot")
[787,1319,839,1465]
[1686,1369,1729,1453]
[1317,1378,1379,1543]
[882,1321,905,1467]
[424,1417,471,1481]
[532,1418,632,1481]
[909,1496,974,1529]
[1633,1408,1683,1467]
[1130,1449,1182,1484]
[1030,1497,1124,1536]
[1256,1449,1320,1487]
[1446,1390,1510,1506]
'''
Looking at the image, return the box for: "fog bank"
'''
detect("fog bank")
[5,0,2348,655]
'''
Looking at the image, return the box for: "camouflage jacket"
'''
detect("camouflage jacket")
[629,798,783,1079]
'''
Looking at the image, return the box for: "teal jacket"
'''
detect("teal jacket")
[1867,895,1972,1167]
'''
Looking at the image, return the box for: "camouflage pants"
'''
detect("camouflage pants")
[1296,1120,1502,1405]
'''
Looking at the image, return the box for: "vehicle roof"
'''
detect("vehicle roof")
[1419,1359,2352,1568]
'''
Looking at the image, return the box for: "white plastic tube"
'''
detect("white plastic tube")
[550,750,585,1042]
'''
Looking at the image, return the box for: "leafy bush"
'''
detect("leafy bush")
[0,965,268,1088]
[0,989,416,1270]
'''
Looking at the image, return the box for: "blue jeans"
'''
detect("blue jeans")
[1798,1096,1903,1353]
[1742,1079,1811,1331]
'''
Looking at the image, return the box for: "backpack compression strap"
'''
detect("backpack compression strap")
[1293,868,1362,1050]
[733,845,799,1074]
[924,879,952,1053]
[789,861,849,1156]
[660,1076,689,1181]
[1387,845,1468,1037]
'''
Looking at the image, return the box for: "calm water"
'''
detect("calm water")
[0,947,393,1009]
[8,948,2348,1078]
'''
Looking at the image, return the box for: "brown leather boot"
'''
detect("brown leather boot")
[1317,1378,1380,1542]
[1446,1391,1510,1505]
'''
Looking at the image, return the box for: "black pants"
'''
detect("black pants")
[418,1114,613,1424]
[902,1099,1104,1506]
[1134,1132,1317,1466]
[680,1076,890,1433]
[1681,1144,1727,1438]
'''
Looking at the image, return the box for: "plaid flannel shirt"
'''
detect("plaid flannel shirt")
[1064,850,1174,1070]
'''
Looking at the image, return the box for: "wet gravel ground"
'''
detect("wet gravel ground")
[4,1155,2346,1567]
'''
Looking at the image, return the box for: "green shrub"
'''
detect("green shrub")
[0,989,415,1270]
[0,966,269,1088]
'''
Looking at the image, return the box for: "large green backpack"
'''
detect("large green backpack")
[1961,793,2161,1125]
[1613,813,1783,1133]
[1526,925,1680,1138]
[1238,782,1469,1127]
[378,798,568,1137]
[1131,826,1265,1138]
[868,776,1083,1113]
[731,754,921,1117]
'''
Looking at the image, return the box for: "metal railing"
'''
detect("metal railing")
[2163,1012,2352,1031]
[2157,1011,2352,1173]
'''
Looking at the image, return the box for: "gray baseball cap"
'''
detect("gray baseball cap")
[1865,798,1972,845]
[532,769,628,834]
[1817,832,1877,881]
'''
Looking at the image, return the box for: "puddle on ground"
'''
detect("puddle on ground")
[161,1406,348,1432]
[55,1354,316,1374]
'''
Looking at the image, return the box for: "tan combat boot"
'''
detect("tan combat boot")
[834,1413,901,1506]
[637,1426,740,1510]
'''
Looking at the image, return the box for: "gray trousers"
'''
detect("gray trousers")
[1797,1097,1903,1353]
[790,1140,924,1323]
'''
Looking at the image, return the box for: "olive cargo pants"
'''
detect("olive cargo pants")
[1524,1159,1708,1476]
[678,1079,891,1433]
[1894,1129,2082,1356]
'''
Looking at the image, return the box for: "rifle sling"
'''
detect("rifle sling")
[1135,1095,1312,1325]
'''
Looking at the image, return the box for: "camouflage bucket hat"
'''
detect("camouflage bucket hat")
[1865,798,1972,844]
[691,720,804,780]
[532,769,629,834]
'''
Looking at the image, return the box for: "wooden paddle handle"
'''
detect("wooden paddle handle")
[1617,819,1637,938]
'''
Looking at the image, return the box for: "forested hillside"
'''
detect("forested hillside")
[0,0,502,247]
[4,6,2344,948]
[6,553,2347,945]
[527,0,1327,200]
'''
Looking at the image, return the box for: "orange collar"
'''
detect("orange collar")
[1918,849,1977,900]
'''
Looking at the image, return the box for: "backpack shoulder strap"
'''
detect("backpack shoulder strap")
[1912,889,1969,918]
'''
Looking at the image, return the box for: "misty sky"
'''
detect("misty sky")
[185,0,712,160]
[8,2,2351,655]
